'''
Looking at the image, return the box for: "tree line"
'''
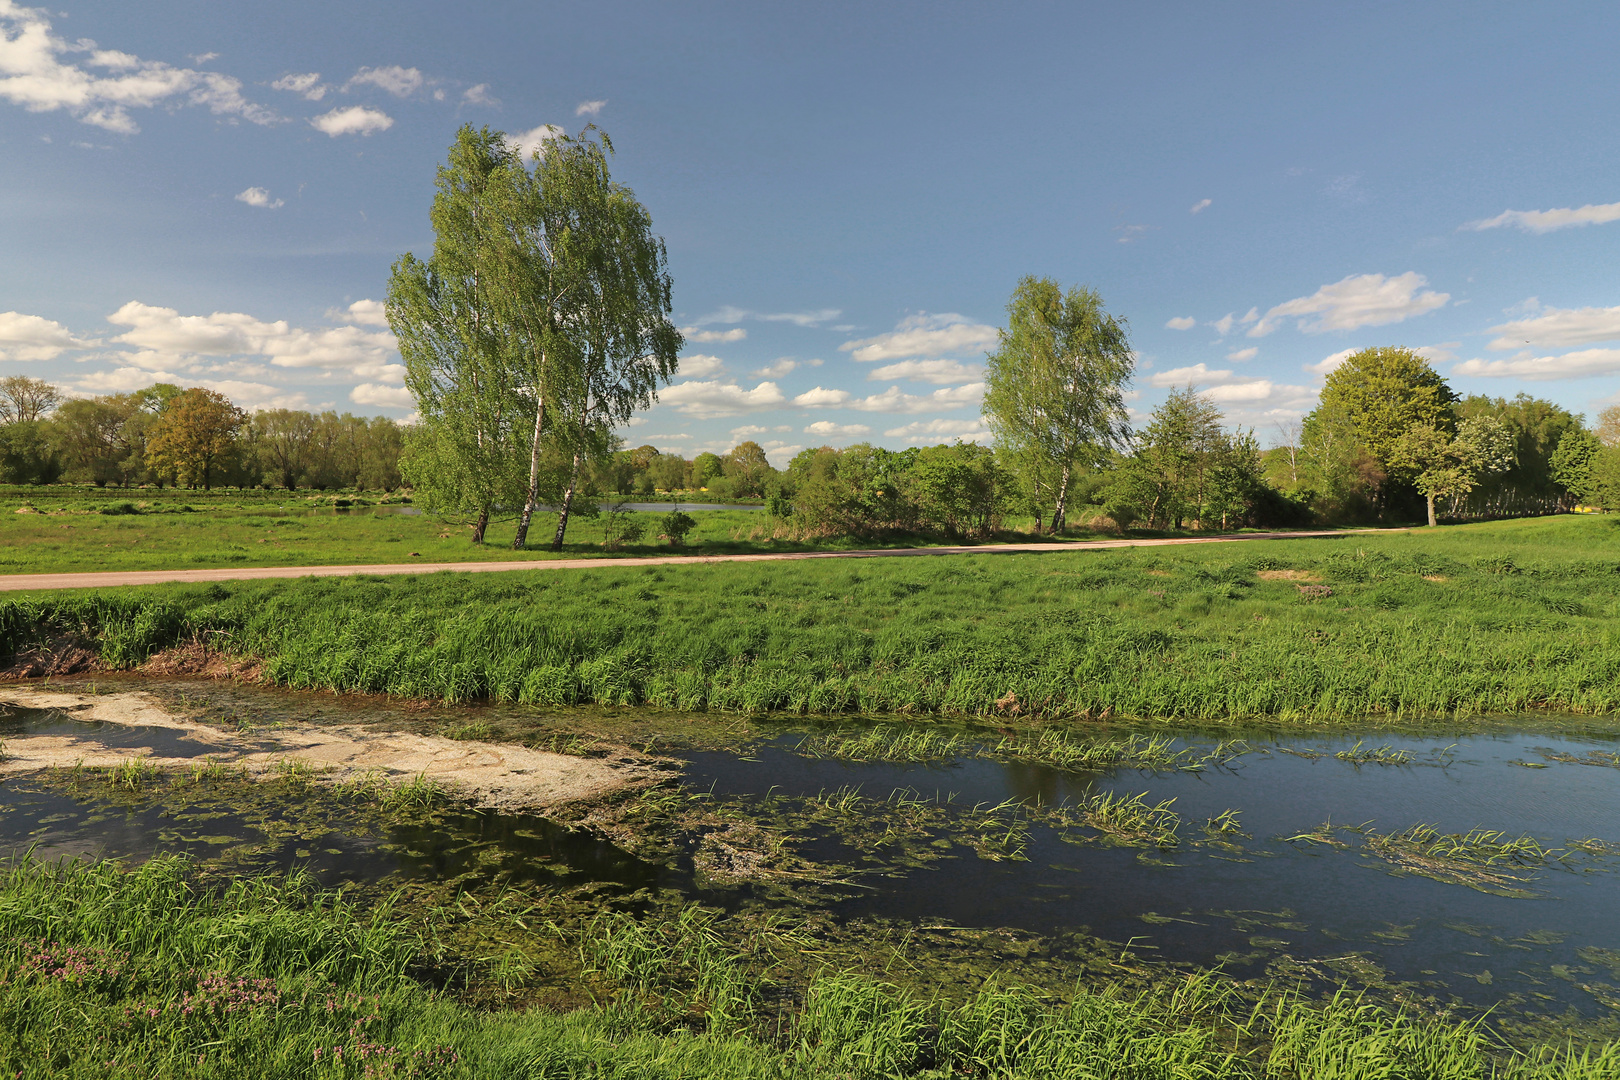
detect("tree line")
[0,376,404,491]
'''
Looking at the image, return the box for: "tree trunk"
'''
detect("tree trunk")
[471,505,489,544]
[550,452,582,551]
[1047,461,1071,534]
[1426,493,1437,527]
[511,394,548,550]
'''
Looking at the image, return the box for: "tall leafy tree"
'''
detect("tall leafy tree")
[543,131,682,549]
[0,376,60,424]
[145,388,246,489]
[1392,415,1515,526]
[983,278,1133,533]
[252,409,317,490]
[389,127,532,543]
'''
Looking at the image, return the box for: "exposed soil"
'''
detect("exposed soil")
[0,688,671,811]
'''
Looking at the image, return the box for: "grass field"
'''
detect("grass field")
[0,486,1118,574]
[4,514,1616,725]
[2,855,1613,1079]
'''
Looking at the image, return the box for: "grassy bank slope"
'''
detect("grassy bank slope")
[0,856,1612,1079]
[5,515,1616,724]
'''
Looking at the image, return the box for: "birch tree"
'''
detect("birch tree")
[983,277,1133,533]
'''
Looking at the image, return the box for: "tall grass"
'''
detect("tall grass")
[0,856,1614,1078]
[7,515,1620,725]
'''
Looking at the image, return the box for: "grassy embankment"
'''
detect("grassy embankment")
[4,515,1616,725]
[2,854,1615,1079]
[0,485,1127,574]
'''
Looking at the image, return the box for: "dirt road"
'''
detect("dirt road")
[0,530,1362,592]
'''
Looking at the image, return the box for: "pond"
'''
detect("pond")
[1,693,1616,1026]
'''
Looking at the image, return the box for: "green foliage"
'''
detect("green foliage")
[660,509,695,546]
[984,277,1134,531]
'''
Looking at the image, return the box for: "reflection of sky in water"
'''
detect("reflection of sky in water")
[2,697,1616,1017]
[683,731,1620,1015]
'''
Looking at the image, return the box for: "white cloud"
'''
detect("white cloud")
[804,421,870,437]
[575,99,606,117]
[200,380,311,411]
[1115,224,1150,243]
[310,105,393,137]
[1487,304,1620,350]
[867,358,982,385]
[1248,272,1448,337]
[695,305,842,328]
[272,72,326,101]
[0,310,96,360]
[750,358,798,379]
[461,83,498,106]
[0,4,279,132]
[761,441,803,467]
[848,383,985,414]
[1189,198,1212,214]
[105,301,400,380]
[1452,349,1620,381]
[190,52,219,65]
[882,417,991,444]
[1225,347,1257,362]
[345,66,423,98]
[350,383,415,409]
[1306,348,1357,375]
[658,379,785,418]
[792,386,851,407]
[730,424,768,438]
[1165,316,1196,330]
[505,123,564,161]
[234,186,283,209]
[1464,200,1620,234]
[839,313,998,362]
[330,299,389,328]
[1413,342,1460,364]
[74,365,181,392]
[1148,363,1238,388]
[681,326,746,344]
[676,353,726,378]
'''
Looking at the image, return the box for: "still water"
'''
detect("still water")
[1,701,1616,1018]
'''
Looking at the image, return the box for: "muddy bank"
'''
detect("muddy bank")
[0,689,670,811]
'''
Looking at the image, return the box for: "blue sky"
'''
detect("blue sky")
[3,1,1619,464]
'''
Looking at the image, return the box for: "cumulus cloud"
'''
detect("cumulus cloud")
[676,353,726,378]
[750,358,799,379]
[658,379,785,418]
[575,99,606,117]
[330,299,389,328]
[1189,198,1212,214]
[271,72,326,101]
[0,310,96,360]
[1464,200,1620,234]
[345,65,423,98]
[234,186,283,209]
[310,105,393,137]
[867,358,981,385]
[1147,363,1239,388]
[1248,273,1448,337]
[804,421,871,437]
[839,313,998,363]
[1210,309,1259,336]
[1452,349,1620,381]
[1165,316,1196,330]
[882,417,991,444]
[696,305,842,328]
[1413,342,1460,364]
[680,326,746,343]
[105,301,401,380]
[1306,348,1357,375]
[1487,304,1620,350]
[0,4,279,132]
[730,424,769,438]
[1226,347,1258,362]
[791,386,850,407]
[505,123,564,161]
[461,83,498,106]
[351,383,415,408]
[844,383,985,415]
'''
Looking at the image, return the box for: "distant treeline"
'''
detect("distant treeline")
[0,378,403,491]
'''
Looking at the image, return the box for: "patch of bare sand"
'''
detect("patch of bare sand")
[0,689,667,811]
[1258,569,1321,581]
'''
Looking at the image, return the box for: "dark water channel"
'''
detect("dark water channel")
[2,701,1617,1020]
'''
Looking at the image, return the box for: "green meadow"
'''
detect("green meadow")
[5,514,1616,725]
